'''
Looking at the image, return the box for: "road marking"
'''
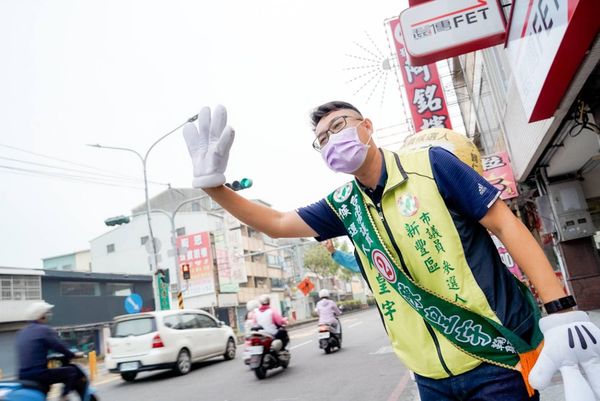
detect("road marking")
[93,374,121,386]
[370,346,394,355]
[289,340,312,350]
[348,321,363,328]
[386,370,412,401]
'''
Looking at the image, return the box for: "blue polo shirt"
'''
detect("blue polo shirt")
[297,147,535,339]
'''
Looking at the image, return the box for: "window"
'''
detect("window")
[0,275,41,301]
[196,314,218,328]
[107,283,133,296]
[60,282,100,296]
[163,314,182,329]
[107,244,115,253]
[112,317,156,337]
[180,313,200,329]
[267,254,281,267]
[140,236,148,246]
[176,227,186,237]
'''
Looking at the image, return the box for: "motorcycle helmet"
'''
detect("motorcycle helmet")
[319,289,330,299]
[258,294,270,305]
[27,301,54,321]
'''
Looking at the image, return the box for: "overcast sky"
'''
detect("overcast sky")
[0,0,418,268]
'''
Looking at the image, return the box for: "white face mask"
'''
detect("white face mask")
[321,123,372,174]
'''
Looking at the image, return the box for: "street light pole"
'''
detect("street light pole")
[88,114,197,309]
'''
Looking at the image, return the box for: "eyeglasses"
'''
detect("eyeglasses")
[312,115,363,151]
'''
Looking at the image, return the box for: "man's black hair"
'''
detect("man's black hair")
[310,101,362,129]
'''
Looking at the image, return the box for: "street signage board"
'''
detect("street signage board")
[124,293,143,314]
[505,0,598,122]
[388,18,453,131]
[399,0,506,66]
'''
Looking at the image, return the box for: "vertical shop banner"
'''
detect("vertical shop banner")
[490,234,523,280]
[225,214,248,286]
[177,232,215,296]
[388,18,452,132]
[214,229,240,293]
[482,151,519,200]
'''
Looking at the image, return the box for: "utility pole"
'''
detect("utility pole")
[89,114,198,310]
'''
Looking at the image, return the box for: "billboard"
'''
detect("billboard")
[177,232,215,296]
[482,151,519,200]
[388,18,453,132]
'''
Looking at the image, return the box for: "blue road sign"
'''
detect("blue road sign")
[124,293,143,314]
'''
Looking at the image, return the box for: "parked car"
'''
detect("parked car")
[105,309,237,381]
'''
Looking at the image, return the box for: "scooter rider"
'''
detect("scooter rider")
[254,294,289,349]
[16,301,87,401]
[315,289,342,334]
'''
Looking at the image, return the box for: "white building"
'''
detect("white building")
[0,266,44,378]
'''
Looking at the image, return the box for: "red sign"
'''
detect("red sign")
[388,18,452,132]
[505,0,598,122]
[297,277,315,296]
[482,151,519,200]
[399,0,507,66]
[176,232,215,296]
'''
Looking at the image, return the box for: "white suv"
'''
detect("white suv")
[105,309,237,381]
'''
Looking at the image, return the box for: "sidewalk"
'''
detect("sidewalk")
[402,309,600,401]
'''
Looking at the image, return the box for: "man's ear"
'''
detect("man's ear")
[363,118,373,132]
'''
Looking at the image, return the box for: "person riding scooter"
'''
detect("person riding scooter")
[253,294,289,349]
[315,289,342,334]
[16,301,88,401]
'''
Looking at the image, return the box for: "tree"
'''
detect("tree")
[303,245,339,280]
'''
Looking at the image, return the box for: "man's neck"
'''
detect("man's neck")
[354,147,383,189]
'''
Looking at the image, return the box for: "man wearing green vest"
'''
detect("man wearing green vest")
[183,102,600,401]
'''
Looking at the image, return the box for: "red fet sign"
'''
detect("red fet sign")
[388,18,452,132]
[399,0,507,66]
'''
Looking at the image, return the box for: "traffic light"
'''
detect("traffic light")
[104,215,131,226]
[156,268,170,284]
[225,178,253,191]
[181,263,191,280]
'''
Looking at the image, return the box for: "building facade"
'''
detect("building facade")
[42,249,92,272]
[448,2,600,309]
[0,267,44,378]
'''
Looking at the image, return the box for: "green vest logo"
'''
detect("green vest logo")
[398,194,419,217]
[333,183,353,203]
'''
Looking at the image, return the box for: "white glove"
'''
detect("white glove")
[183,105,235,188]
[529,311,600,401]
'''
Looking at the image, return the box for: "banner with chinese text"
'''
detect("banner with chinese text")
[177,232,216,296]
[482,152,519,200]
[388,18,452,132]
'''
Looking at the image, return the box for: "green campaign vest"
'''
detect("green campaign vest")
[326,148,542,379]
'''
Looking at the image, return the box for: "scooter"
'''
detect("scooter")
[318,318,342,354]
[245,327,290,380]
[0,354,98,401]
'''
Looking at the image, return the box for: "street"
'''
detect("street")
[91,309,419,401]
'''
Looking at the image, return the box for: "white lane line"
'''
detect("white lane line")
[348,321,364,328]
[289,340,312,350]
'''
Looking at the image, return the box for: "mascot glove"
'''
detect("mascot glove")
[529,310,600,401]
[183,105,235,188]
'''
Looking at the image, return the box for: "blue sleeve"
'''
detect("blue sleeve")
[296,199,347,241]
[429,147,500,221]
[332,251,360,273]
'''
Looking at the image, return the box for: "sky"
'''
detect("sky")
[0,0,419,268]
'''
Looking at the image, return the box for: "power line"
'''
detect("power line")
[0,143,147,181]
[0,155,167,186]
[0,164,146,190]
